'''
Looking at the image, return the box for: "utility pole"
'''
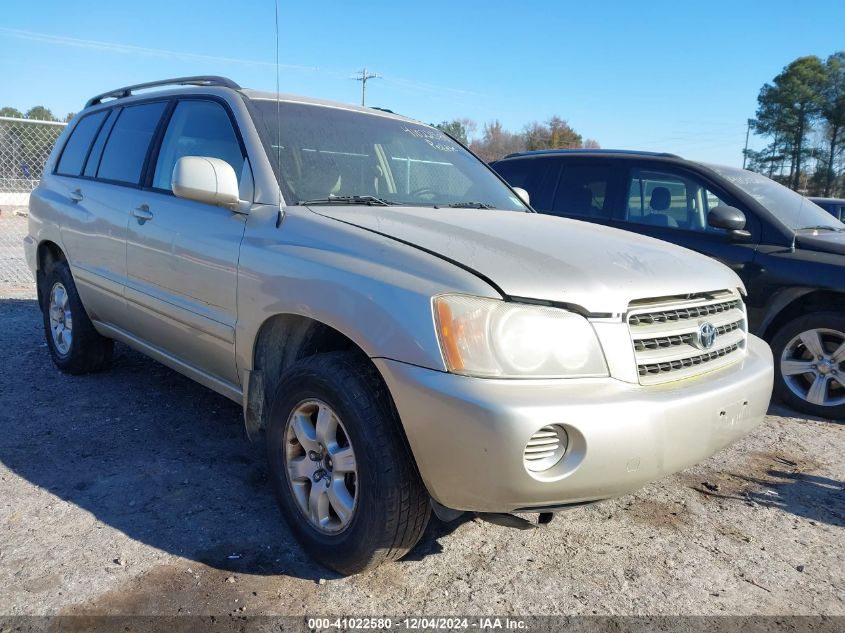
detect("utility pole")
[352,68,381,106]
[742,118,754,169]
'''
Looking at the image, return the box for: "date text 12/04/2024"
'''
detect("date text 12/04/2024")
[307,618,528,630]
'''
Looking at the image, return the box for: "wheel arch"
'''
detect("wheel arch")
[35,240,66,311]
[244,313,379,440]
[762,289,845,340]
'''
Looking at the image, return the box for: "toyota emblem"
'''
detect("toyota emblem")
[696,322,717,350]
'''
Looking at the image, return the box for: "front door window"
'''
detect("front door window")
[625,168,728,233]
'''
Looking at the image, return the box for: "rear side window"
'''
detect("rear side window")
[97,102,167,184]
[152,100,244,191]
[551,163,616,219]
[492,158,556,211]
[83,110,118,178]
[491,159,533,189]
[55,111,108,176]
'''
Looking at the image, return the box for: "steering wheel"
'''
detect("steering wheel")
[409,187,438,200]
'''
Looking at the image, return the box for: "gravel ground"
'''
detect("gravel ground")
[0,214,843,619]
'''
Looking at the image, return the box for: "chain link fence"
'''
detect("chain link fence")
[0,116,66,208]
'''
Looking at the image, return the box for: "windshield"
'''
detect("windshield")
[705,164,844,231]
[251,100,527,211]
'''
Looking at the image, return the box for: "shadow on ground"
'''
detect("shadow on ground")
[766,402,842,424]
[736,464,845,527]
[0,299,460,581]
[685,447,844,528]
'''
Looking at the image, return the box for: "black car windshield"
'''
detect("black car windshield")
[706,164,844,231]
[251,100,527,211]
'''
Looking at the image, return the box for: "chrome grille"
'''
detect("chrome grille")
[633,320,741,352]
[628,290,747,384]
[628,299,740,326]
[638,342,740,378]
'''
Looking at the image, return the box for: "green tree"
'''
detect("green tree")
[819,52,845,196]
[754,56,826,190]
[0,106,24,118]
[433,118,476,145]
[469,120,524,162]
[25,106,57,122]
[548,116,581,149]
[523,116,582,151]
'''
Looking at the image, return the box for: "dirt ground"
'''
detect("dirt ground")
[0,215,843,620]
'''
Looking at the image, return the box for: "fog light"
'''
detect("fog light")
[523,425,568,472]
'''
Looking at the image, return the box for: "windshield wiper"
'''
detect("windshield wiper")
[299,195,393,207]
[797,225,844,232]
[446,201,495,209]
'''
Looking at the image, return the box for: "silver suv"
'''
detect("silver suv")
[26,76,774,574]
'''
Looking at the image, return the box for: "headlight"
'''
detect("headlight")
[433,294,608,378]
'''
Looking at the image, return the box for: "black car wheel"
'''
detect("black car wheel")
[771,313,845,420]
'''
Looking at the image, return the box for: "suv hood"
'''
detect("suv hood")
[311,206,743,315]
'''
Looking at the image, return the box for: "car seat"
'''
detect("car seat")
[296,152,341,202]
[644,186,679,227]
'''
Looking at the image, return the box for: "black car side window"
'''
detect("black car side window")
[491,158,556,211]
[625,168,729,233]
[550,163,615,220]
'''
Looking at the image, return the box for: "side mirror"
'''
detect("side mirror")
[172,156,240,209]
[708,205,748,234]
[512,186,530,206]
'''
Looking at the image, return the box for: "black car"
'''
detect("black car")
[491,149,845,419]
[809,197,845,222]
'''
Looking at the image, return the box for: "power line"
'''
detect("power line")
[351,68,381,106]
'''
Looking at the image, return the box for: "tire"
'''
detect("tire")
[266,351,430,574]
[41,258,113,374]
[770,312,845,420]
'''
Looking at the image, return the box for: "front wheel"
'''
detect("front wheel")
[770,312,845,420]
[266,352,430,574]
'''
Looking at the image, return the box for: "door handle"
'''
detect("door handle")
[132,204,153,224]
[69,188,83,203]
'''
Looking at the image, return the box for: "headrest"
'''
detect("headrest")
[649,186,671,211]
[298,152,341,200]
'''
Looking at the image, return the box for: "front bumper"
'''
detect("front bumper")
[375,335,773,513]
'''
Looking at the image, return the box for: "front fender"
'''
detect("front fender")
[755,286,816,338]
[234,206,499,376]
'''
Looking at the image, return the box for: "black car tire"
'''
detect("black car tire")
[266,351,430,575]
[770,312,845,420]
[41,258,114,374]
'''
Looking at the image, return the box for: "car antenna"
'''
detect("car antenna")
[274,0,283,228]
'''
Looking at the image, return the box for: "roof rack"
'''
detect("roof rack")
[85,76,241,108]
[502,149,682,160]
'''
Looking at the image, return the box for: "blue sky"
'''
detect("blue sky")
[1,0,843,166]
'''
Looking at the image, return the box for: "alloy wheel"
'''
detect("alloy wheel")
[48,282,73,356]
[780,328,845,408]
[283,399,358,533]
